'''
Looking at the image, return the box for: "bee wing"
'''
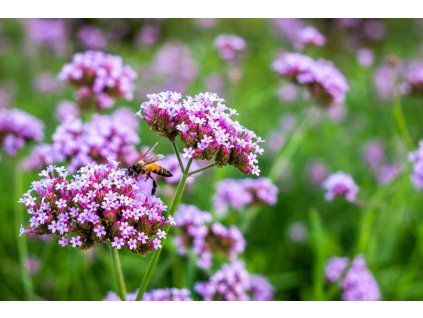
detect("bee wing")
[143,142,159,159]
[143,154,165,165]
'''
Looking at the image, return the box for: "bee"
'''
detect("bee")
[127,142,173,195]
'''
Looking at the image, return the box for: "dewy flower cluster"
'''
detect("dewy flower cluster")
[173,204,245,269]
[272,52,349,107]
[213,178,278,215]
[104,288,192,301]
[325,255,380,301]
[0,108,44,156]
[138,91,264,175]
[58,50,137,110]
[408,140,423,189]
[19,160,171,255]
[322,172,359,202]
[22,108,139,172]
[195,261,273,301]
[214,34,246,63]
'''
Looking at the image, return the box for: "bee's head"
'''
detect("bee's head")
[127,167,135,177]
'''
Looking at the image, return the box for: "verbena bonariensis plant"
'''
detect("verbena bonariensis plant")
[58,50,137,110]
[134,91,265,300]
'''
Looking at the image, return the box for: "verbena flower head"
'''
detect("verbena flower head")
[138,91,264,176]
[104,288,192,301]
[214,34,246,63]
[287,222,309,243]
[213,178,278,215]
[195,261,273,301]
[25,19,68,55]
[325,256,349,283]
[272,52,349,108]
[307,159,328,186]
[77,26,108,50]
[295,26,326,50]
[135,24,160,47]
[322,172,359,202]
[58,50,137,110]
[173,204,245,269]
[24,108,139,172]
[408,140,423,189]
[403,61,423,95]
[55,100,80,123]
[341,255,380,301]
[356,48,374,67]
[0,108,44,156]
[362,139,385,171]
[19,159,171,255]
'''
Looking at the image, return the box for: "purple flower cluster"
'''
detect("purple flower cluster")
[273,19,326,50]
[307,159,328,186]
[25,19,69,55]
[326,255,380,301]
[77,26,108,50]
[408,140,423,189]
[0,108,44,156]
[55,100,80,123]
[19,159,171,255]
[173,204,245,269]
[373,60,401,100]
[214,34,246,63]
[138,91,264,176]
[135,24,160,47]
[272,52,349,107]
[23,108,139,172]
[403,61,423,95]
[213,178,278,215]
[322,172,359,203]
[195,261,273,301]
[58,51,137,110]
[104,288,192,301]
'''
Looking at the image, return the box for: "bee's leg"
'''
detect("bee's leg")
[151,178,157,195]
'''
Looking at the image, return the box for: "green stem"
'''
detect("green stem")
[393,76,414,150]
[171,139,185,172]
[240,206,261,233]
[309,208,325,300]
[187,163,216,177]
[135,159,193,301]
[14,164,34,300]
[111,247,127,301]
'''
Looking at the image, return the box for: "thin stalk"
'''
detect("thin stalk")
[135,159,193,301]
[240,206,260,233]
[111,247,127,301]
[14,164,34,300]
[392,75,414,150]
[187,163,216,177]
[171,139,185,172]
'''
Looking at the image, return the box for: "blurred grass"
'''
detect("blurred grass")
[1,18,423,300]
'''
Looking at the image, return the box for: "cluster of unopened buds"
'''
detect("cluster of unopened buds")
[138,91,264,176]
[19,159,172,255]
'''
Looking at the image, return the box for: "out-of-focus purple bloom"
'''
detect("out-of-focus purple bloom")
[25,19,68,55]
[195,261,273,301]
[272,52,348,107]
[173,204,245,269]
[278,83,298,102]
[104,288,192,301]
[55,100,79,123]
[58,51,137,110]
[377,163,400,185]
[35,73,62,93]
[362,139,385,170]
[373,61,401,100]
[77,26,108,50]
[23,108,139,172]
[403,61,423,96]
[363,20,386,41]
[195,19,217,30]
[0,108,44,156]
[335,19,385,47]
[204,74,225,96]
[0,89,11,108]
[214,34,246,63]
[138,92,264,176]
[341,255,381,301]
[307,159,328,186]
[135,24,160,47]
[25,255,40,276]
[273,19,325,50]
[287,221,309,243]
[322,172,359,202]
[213,178,278,215]
[19,159,171,255]
[21,144,61,171]
[356,48,374,67]
[267,114,296,154]
[325,257,349,283]
[408,140,423,189]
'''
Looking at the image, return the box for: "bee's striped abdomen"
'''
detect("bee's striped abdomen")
[145,163,173,177]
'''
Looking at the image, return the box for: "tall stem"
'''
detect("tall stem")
[111,247,127,301]
[393,75,413,150]
[171,139,185,172]
[135,159,193,301]
[14,164,34,300]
